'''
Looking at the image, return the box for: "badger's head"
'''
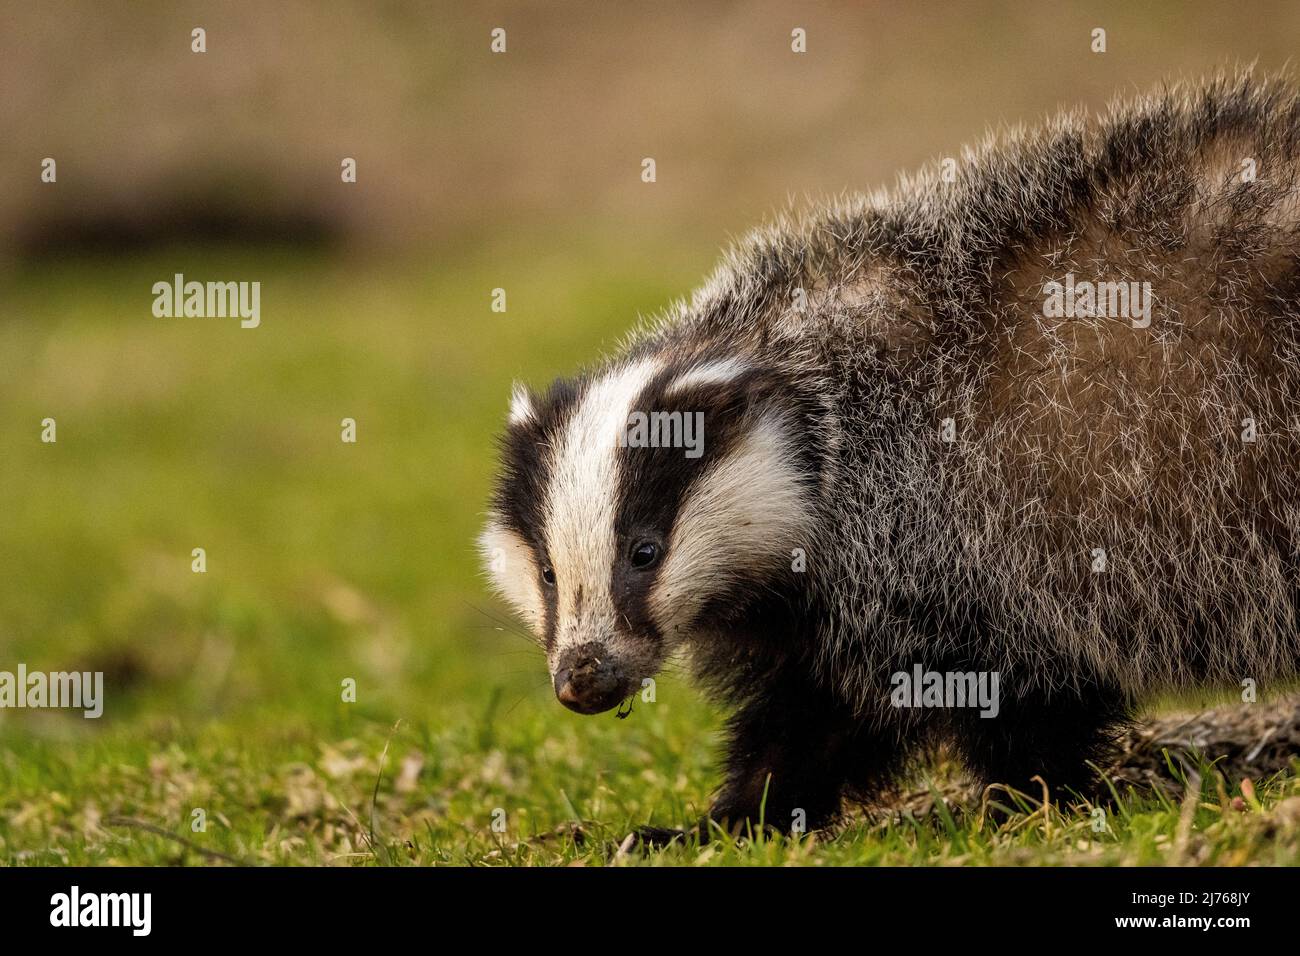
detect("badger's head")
[479,354,821,714]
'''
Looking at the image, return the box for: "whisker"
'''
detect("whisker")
[464,600,541,646]
[504,676,555,717]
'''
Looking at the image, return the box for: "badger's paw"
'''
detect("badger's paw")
[622,825,689,852]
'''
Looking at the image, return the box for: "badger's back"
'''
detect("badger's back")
[934,74,1300,694]
[633,73,1300,700]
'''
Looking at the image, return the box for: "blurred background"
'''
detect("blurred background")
[2,1,1298,863]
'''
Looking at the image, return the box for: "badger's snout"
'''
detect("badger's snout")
[552,643,629,715]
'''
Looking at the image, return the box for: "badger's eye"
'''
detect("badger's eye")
[629,541,660,569]
[541,566,556,587]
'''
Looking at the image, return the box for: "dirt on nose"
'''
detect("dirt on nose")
[553,644,627,714]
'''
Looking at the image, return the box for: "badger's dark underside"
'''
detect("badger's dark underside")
[646,592,1137,843]
[702,681,1130,839]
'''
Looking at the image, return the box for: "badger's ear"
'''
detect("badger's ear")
[661,358,751,397]
[656,359,826,482]
[507,381,537,427]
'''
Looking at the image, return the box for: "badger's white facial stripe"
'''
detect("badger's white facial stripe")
[508,382,536,426]
[664,358,748,396]
[650,414,809,639]
[543,358,662,652]
[478,519,545,633]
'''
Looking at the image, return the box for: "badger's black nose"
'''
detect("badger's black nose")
[553,647,625,715]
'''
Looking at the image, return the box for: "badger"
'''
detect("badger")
[480,73,1300,839]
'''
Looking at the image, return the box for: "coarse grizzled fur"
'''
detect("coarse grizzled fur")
[481,71,1300,838]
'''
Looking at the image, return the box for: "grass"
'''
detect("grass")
[1,239,1297,866]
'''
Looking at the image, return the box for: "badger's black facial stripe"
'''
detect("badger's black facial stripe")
[608,362,820,641]
[610,366,744,642]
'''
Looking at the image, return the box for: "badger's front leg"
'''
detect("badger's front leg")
[706,668,909,838]
[631,670,866,848]
[708,700,851,835]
